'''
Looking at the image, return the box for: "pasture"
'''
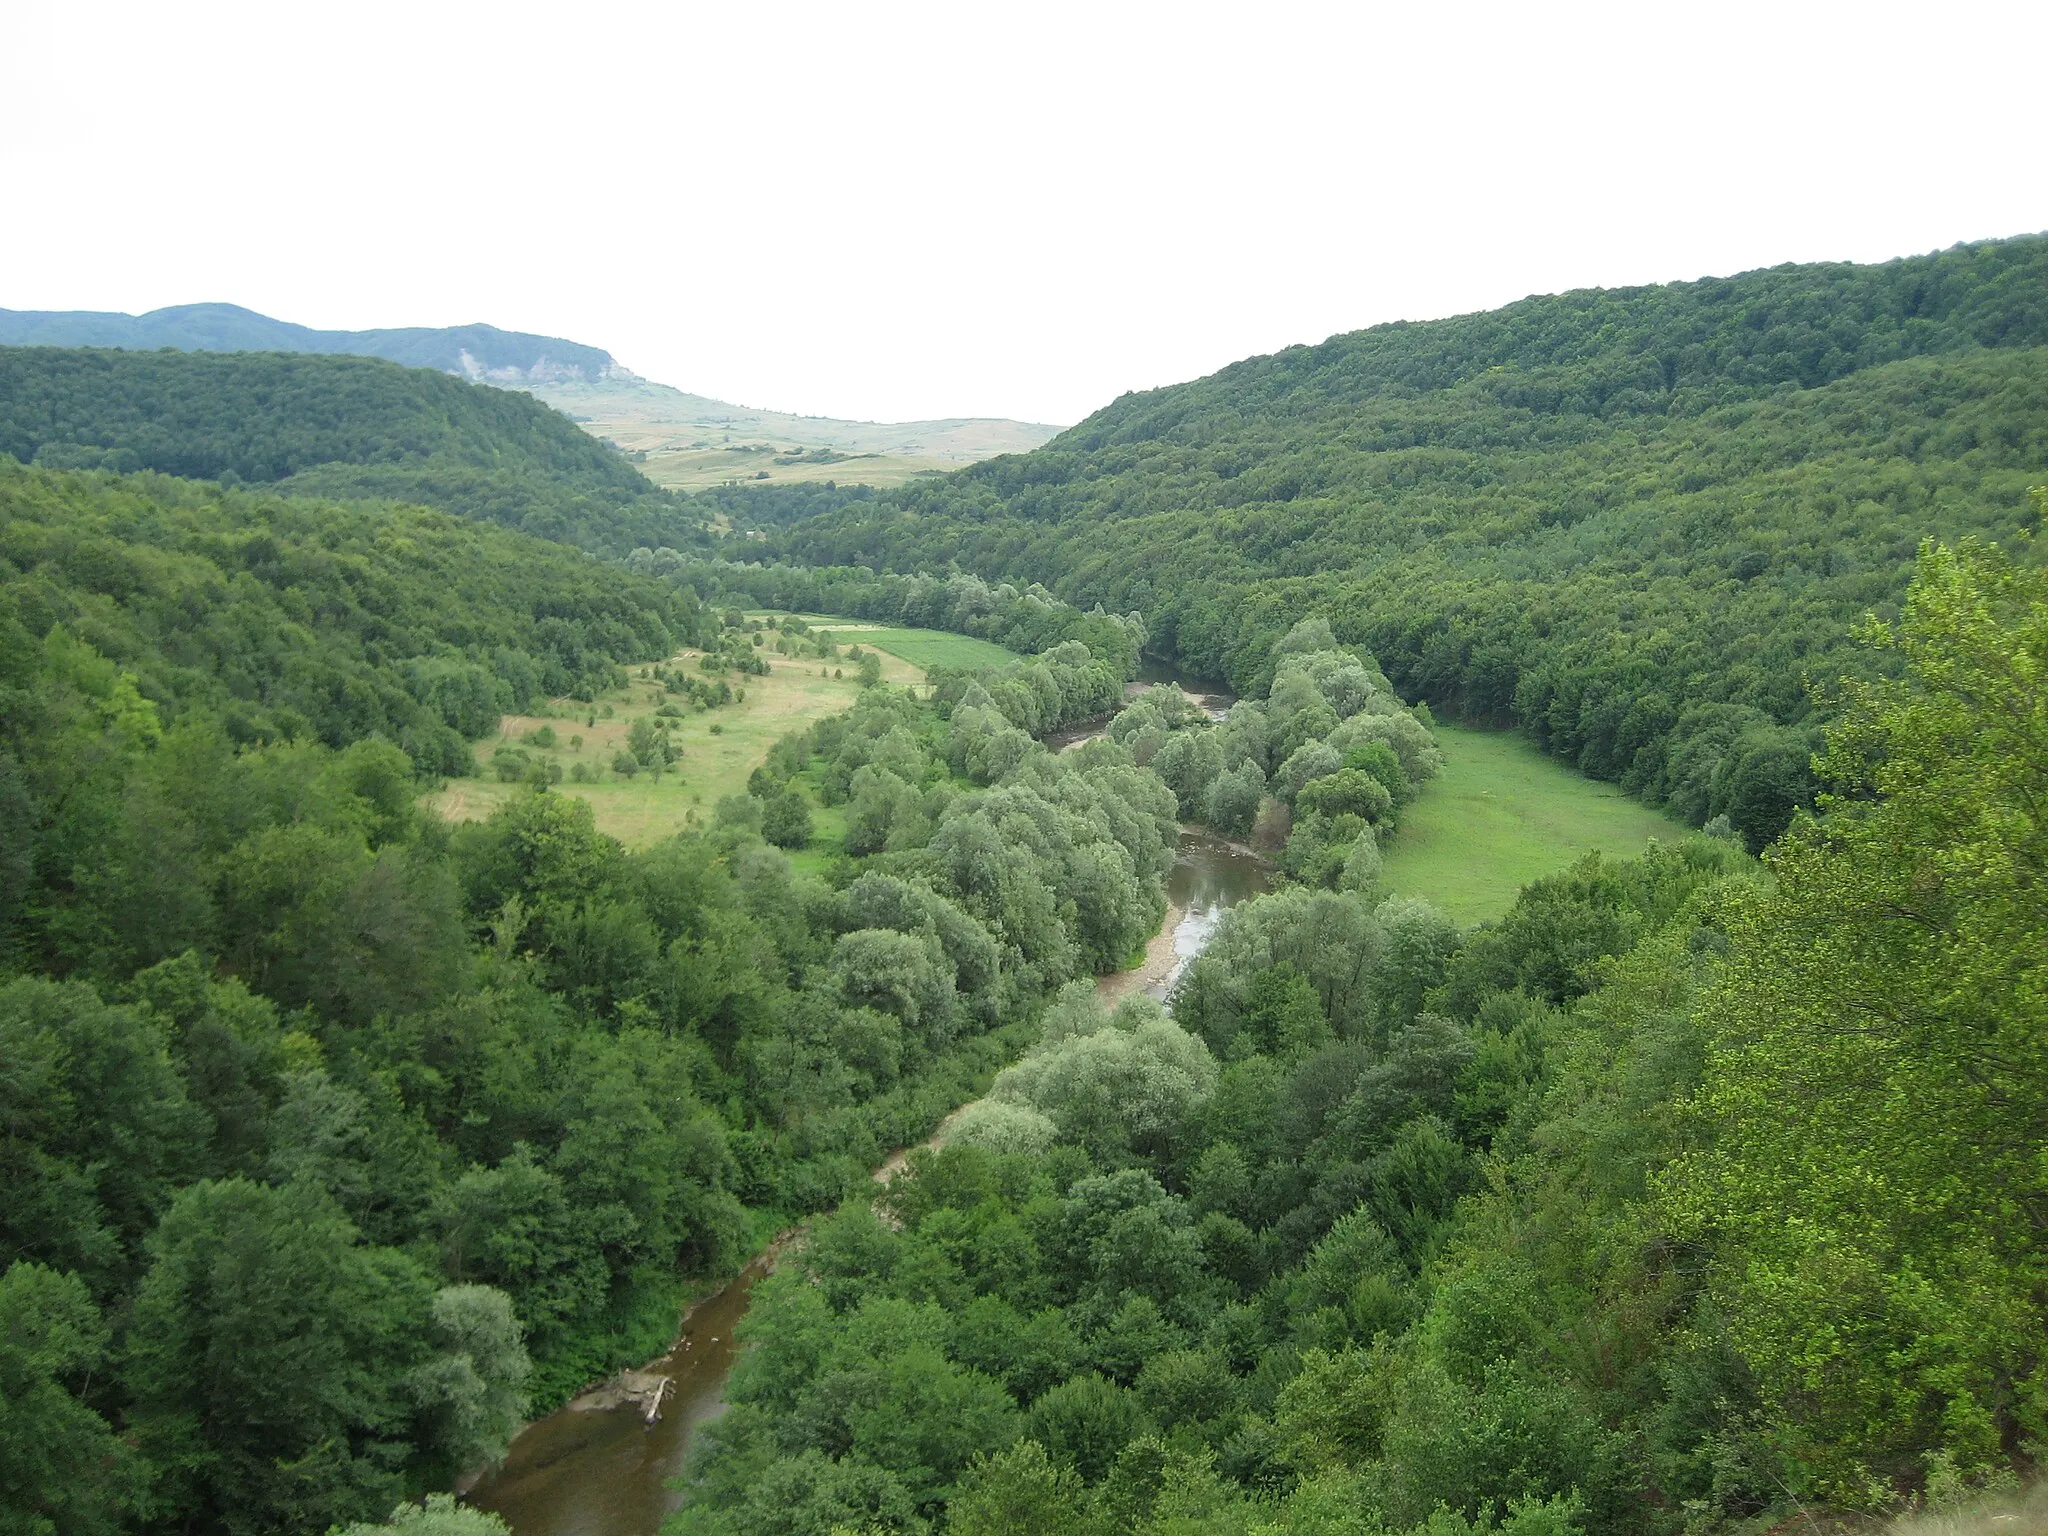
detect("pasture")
[424,642,921,848]
[752,613,1019,671]
[1378,722,1694,923]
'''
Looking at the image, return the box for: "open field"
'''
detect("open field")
[751,613,1020,671]
[423,642,922,848]
[1379,722,1694,924]
[631,446,957,492]
[514,378,1063,490]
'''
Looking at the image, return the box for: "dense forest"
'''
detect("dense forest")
[0,348,710,555]
[0,460,1191,1535]
[674,531,2047,1536]
[764,237,2048,847]
[2,237,2044,1536]
[627,549,1147,679]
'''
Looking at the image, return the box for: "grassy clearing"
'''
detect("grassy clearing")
[515,378,1061,492]
[751,613,1019,671]
[423,643,922,848]
[1379,722,1693,924]
[635,446,957,492]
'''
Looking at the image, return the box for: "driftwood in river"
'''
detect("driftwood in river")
[565,1368,672,1423]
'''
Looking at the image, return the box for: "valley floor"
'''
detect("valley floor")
[423,642,923,846]
[1378,721,1691,922]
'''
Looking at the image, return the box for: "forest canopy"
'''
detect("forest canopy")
[673,535,2048,1536]
[0,346,712,555]
[762,237,2048,847]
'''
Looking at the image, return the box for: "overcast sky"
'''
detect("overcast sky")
[5,0,2043,425]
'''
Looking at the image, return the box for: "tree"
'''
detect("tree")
[407,1284,532,1479]
[1202,760,1264,838]
[951,1439,1102,1536]
[989,1008,1217,1161]
[0,1262,140,1536]
[1151,731,1224,819]
[1667,537,2048,1500]
[761,790,813,850]
[124,1178,435,1536]
[0,977,206,1297]
[1025,1374,1150,1482]
[1295,768,1394,824]
[832,928,955,1039]
[329,1494,511,1536]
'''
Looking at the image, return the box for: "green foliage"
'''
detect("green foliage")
[0,476,1186,1530]
[634,553,1146,677]
[123,1177,449,1535]
[0,1262,141,1536]
[0,462,700,781]
[1664,536,2048,1501]
[771,238,2048,845]
[328,1493,512,1536]
[760,789,814,849]
[674,811,1802,1536]
[0,347,711,556]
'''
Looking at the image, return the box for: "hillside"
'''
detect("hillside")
[0,458,702,775]
[0,302,622,382]
[771,235,2048,846]
[0,345,712,555]
[523,376,1064,490]
[0,302,1065,487]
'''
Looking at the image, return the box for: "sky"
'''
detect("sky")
[4,0,2044,426]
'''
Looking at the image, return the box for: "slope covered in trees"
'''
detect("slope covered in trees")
[0,460,701,777]
[0,303,622,380]
[767,236,2048,847]
[0,347,712,554]
[0,460,1193,1534]
[674,532,2048,1536]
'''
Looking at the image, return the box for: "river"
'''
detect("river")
[1042,657,1235,752]
[469,672,1267,1536]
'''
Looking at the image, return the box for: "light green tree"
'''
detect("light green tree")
[1666,536,2048,1500]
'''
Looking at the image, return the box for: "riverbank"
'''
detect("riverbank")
[466,826,1272,1535]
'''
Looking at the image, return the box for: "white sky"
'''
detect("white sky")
[4,0,2044,426]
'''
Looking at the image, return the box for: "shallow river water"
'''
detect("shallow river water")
[469,712,1269,1536]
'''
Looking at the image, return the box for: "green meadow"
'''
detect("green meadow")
[424,643,924,847]
[754,613,1019,671]
[423,615,1009,849]
[1379,722,1694,923]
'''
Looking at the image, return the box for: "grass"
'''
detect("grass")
[422,642,923,848]
[634,446,959,492]
[513,377,1060,493]
[1378,722,1692,924]
[750,613,1019,671]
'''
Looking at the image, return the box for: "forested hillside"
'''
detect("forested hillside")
[0,460,1191,1535]
[0,303,621,381]
[769,236,2048,847]
[0,347,711,554]
[0,461,700,777]
[674,532,2048,1536]
[4,237,2045,1536]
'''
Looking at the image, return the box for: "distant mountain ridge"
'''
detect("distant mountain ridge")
[0,302,628,384]
[0,302,1065,485]
[0,345,713,556]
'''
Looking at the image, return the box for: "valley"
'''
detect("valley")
[3,236,2044,1536]
[523,378,1062,490]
